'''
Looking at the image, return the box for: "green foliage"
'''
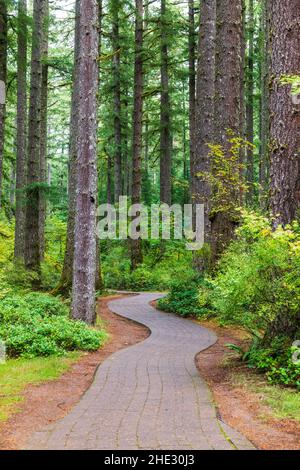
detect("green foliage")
[198,134,251,218]
[158,278,213,318]
[210,211,300,334]
[0,354,80,422]
[158,211,300,388]
[101,240,195,291]
[0,292,106,358]
[244,338,300,390]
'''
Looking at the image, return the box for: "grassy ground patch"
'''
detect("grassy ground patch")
[232,372,300,422]
[0,353,81,422]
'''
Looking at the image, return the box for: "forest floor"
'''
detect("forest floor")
[195,321,300,450]
[0,294,149,450]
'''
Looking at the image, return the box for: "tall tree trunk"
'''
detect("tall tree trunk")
[160,0,172,205]
[245,0,254,204]
[39,0,49,261]
[188,0,196,201]
[25,0,47,278]
[269,0,300,227]
[210,0,243,263]
[96,0,103,292]
[71,0,99,324]
[14,0,27,261]
[259,0,269,209]
[123,89,130,196]
[0,0,7,206]
[130,0,144,270]
[107,151,114,204]
[263,2,300,345]
[111,0,122,202]
[193,0,216,272]
[239,0,246,176]
[55,0,81,295]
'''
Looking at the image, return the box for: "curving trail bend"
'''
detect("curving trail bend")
[26,293,255,450]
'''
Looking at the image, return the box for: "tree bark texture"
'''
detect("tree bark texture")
[131,0,144,270]
[188,0,196,200]
[56,0,81,295]
[245,0,254,204]
[71,0,99,324]
[39,0,49,261]
[259,0,269,208]
[0,0,7,205]
[211,0,243,263]
[160,0,172,205]
[193,0,216,272]
[269,0,300,227]
[111,0,122,202]
[25,0,47,276]
[14,0,27,260]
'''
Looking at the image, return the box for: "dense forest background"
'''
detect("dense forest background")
[0,0,299,390]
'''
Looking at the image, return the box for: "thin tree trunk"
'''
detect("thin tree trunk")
[71,0,99,324]
[188,0,196,201]
[111,0,122,202]
[193,0,216,272]
[0,0,7,206]
[55,0,81,295]
[259,0,269,209]
[39,0,49,261]
[10,164,15,208]
[269,0,300,227]
[264,0,300,342]
[245,0,254,204]
[239,0,246,176]
[107,151,114,204]
[130,0,144,270]
[14,0,27,261]
[210,0,243,263]
[160,0,172,205]
[96,0,103,292]
[25,0,47,278]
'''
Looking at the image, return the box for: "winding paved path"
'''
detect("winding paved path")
[26,294,254,450]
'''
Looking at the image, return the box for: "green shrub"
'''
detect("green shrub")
[101,240,195,291]
[245,338,300,390]
[0,292,106,358]
[158,278,213,318]
[210,212,300,333]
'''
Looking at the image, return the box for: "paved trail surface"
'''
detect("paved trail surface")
[26,294,254,450]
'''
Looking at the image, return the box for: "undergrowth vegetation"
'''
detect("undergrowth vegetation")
[101,240,195,291]
[0,214,106,359]
[158,211,300,390]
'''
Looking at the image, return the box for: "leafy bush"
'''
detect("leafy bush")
[158,278,213,318]
[101,240,195,291]
[210,212,300,333]
[0,292,106,358]
[246,339,300,390]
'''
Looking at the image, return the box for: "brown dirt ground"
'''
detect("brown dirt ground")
[0,294,149,451]
[151,300,300,450]
[195,319,300,450]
